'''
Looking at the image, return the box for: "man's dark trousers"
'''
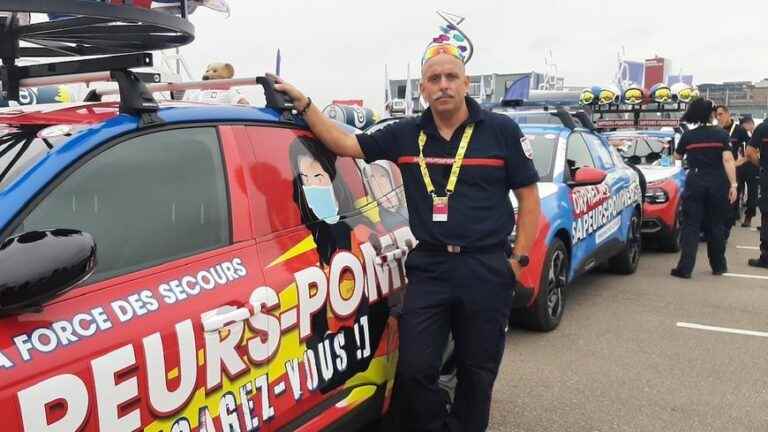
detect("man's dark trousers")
[758,173,768,262]
[678,171,730,274]
[394,246,515,432]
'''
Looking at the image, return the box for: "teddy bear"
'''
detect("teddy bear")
[187,62,249,105]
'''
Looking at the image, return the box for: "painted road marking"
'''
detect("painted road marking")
[676,322,768,338]
[736,246,760,250]
[724,272,768,281]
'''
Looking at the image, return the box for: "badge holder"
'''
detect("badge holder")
[432,194,449,222]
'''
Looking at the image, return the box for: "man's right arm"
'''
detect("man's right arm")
[270,74,364,159]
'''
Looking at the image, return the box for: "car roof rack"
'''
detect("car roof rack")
[591,102,686,130]
[0,1,295,124]
[489,102,578,130]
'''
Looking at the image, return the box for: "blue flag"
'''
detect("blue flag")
[503,75,531,102]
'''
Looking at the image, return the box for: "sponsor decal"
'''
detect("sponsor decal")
[571,182,641,243]
[10,227,414,432]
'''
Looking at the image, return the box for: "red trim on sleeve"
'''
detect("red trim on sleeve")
[686,143,725,150]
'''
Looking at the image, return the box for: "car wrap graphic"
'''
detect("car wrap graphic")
[3,230,410,431]
[515,174,642,303]
[0,111,414,431]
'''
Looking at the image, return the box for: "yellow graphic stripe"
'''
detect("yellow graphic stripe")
[266,235,316,268]
[355,196,381,224]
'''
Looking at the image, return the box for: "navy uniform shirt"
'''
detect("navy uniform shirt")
[675,125,730,172]
[357,96,539,247]
[748,121,768,170]
[724,121,750,159]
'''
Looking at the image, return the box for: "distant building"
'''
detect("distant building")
[699,80,768,119]
[388,71,562,113]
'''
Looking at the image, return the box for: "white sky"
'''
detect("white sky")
[182,0,767,111]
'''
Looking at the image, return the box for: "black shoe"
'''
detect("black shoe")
[670,268,691,279]
[712,268,727,275]
[747,259,768,269]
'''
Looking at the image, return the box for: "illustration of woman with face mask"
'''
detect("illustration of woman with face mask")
[289,136,390,394]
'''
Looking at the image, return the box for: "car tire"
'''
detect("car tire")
[659,205,682,252]
[610,210,641,274]
[521,239,569,332]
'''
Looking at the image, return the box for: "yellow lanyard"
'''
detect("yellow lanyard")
[417,123,474,197]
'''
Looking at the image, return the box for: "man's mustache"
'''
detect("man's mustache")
[434,93,453,101]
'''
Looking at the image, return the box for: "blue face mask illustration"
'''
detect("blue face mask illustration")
[302,185,340,223]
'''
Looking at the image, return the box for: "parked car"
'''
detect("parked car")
[604,130,686,252]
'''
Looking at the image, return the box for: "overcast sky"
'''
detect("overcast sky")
[183,0,768,111]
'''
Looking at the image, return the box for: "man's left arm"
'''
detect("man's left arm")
[510,184,541,276]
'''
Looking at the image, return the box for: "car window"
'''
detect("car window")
[582,133,614,169]
[566,133,595,175]
[520,131,557,181]
[13,127,230,282]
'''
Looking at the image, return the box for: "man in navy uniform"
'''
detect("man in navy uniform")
[746,120,768,268]
[270,41,541,431]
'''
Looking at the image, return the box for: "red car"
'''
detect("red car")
[0,3,409,430]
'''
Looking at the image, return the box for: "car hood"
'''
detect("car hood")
[636,165,682,183]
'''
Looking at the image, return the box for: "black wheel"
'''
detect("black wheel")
[659,205,682,252]
[610,211,641,274]
[521,239,568,332]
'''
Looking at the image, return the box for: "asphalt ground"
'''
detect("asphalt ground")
[489,222,768,432]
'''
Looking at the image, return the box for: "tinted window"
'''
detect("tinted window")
[583,133,614,169]
[521,132,557,181]
[566,133,595,173]
[0,125,81,190]
[14,127,230,281]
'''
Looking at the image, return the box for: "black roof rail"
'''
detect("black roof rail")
[554,106,576,130]
[572,110,596,131]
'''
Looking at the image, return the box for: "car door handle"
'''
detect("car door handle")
[202,307,250,332]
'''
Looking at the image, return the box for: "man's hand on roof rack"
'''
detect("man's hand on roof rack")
[265,73,363,160]
[267,73,309,113]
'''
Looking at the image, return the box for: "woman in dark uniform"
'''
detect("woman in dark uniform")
[671,99,738,278]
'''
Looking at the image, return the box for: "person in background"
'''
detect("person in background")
[671,99,737,279]
[746,119,768,268]
[737,116,758,227]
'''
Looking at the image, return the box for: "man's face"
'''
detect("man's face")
[420,55,470,116]
[298,156,332,187]
[715,108,730,126]
[743,121,755,133]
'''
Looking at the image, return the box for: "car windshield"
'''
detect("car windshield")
[607,134,670,165]
[500,111,563,125]
[0,125,74,191]
[521,130,558,181]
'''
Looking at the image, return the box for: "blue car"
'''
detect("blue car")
[493,108,644,330]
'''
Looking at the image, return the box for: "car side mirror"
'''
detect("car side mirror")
[0,229,96,316]
[567,167,607,187]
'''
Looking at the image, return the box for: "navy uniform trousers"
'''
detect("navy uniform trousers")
[391,246,515,432]
[758,171,768,262]
[677,169,731,274]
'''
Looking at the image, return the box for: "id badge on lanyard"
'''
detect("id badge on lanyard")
[417,124,475,223]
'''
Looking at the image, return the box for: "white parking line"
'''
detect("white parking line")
[677,322,768,338]
[724,272,768,280]
[736,246,760,250]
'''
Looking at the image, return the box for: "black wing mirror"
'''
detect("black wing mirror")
[0,229,96,316]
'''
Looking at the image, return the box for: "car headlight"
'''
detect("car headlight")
[644,187,668,203]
